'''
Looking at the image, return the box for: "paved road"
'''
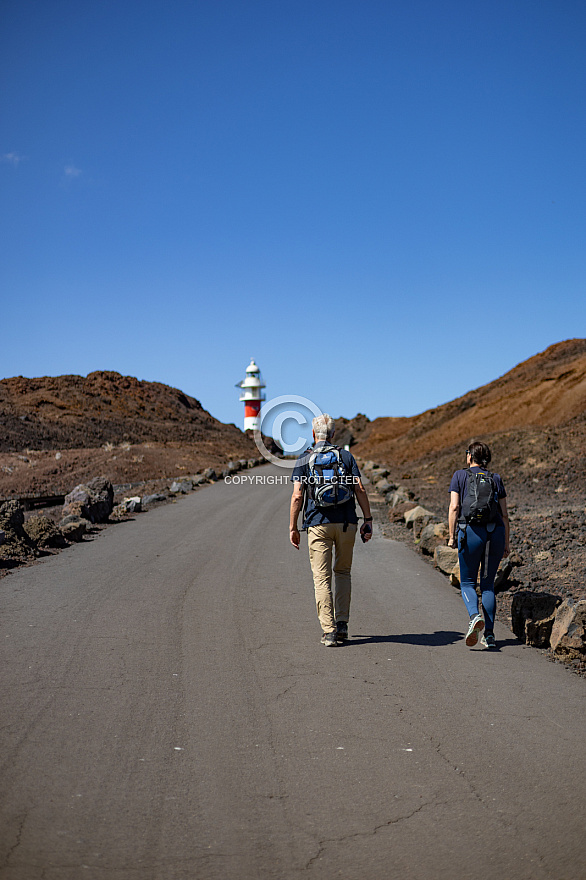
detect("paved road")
[1,468,585,880]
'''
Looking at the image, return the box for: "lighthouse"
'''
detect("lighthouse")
[236,358,266,432]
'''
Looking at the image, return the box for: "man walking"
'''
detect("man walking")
[289,414,373,646]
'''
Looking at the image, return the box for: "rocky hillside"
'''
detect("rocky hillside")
[0,371,247,450]
[349,339,586,466]
[0,372,258,495]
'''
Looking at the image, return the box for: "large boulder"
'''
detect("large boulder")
[0,501,37,560]
[62,476,114,523]
[24,515,67,549]
[419,522,449,555]
[550,600,586,659]
[375,478,394,494]
[511,591,562,647]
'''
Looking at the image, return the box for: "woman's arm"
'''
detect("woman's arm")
[448,490,460,548]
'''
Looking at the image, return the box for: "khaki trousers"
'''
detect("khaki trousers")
[307,523,358,633]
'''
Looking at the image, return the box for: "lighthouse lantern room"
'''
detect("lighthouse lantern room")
[236,358,266,432]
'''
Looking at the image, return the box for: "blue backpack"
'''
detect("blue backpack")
[307,444,354,508]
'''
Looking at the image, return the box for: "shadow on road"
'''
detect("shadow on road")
[347,632,522,650]
[349,631,462,646]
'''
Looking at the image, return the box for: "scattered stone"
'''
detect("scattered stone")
[434,545,459,576]
[449,564,461,588]
[375,478,394,493]
[142,493,167,505]
[169,480,193,494]
[550,599,586,659]
[203,468,216,481]
[191,474,208,485]
[388,501,418,523]
[388,487,415,507]
[404,506,434,529]
[24,515,67,549]
[59,517,88,542]
[112,496,142,517]
[0,500,37,560]
[413,514,438,540]
[419,522,449,555]
[62,476,114,523]
[511,591,562,647]
[123,496,142,513]
[494,557,513,591]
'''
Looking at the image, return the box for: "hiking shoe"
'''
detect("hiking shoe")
[336,621,349,641]
[321,631,338,647]
[481,633,497,650]
[465,614,485,647]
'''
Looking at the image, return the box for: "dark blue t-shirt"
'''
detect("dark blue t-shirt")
[291,445,361,528]
[450,467,507,526]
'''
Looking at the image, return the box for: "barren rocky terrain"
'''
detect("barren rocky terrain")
[0,371,259,497]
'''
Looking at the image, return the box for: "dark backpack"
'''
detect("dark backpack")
[307,444,354,508]
[460,468,499,525]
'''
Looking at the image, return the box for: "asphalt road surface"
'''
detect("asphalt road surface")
[1,468,585,880]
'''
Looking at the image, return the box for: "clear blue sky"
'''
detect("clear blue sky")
[2,0,585,437]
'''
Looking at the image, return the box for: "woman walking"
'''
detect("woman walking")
[448,441,510,649]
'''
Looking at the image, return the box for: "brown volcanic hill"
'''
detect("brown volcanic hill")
[0,372,260,496]
[0,371,247,451]
[353,339,586,466]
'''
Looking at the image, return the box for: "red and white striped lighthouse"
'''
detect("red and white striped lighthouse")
[236,358,266,432]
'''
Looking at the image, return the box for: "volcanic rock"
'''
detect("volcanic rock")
[550,599,586,659]
[169,480,193,494]
[511,591,561,647]
[62,477,114,523]
[0,501,37,560]
[405,506,434,529]
[434,545,459,576]
[419,522,449,555]
[24,515,67,549]
[59,516,88,542]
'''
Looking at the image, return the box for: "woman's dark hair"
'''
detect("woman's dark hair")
[467,441,491,467]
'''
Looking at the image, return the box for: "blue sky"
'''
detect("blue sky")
[1,0,585,440]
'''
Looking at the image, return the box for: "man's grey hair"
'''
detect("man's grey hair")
[312,414,335,440]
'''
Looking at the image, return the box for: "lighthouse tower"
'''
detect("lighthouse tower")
[236,358,266,432]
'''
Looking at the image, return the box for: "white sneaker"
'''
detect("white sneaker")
[465,614,484,647]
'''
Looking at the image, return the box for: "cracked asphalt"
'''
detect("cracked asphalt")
[1,467,585,880]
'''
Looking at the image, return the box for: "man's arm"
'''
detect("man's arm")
[289,481,304,549]
[354,479,373,542]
